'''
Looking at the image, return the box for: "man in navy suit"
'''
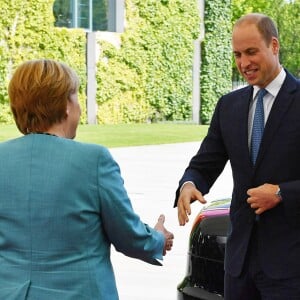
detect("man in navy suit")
[175,13,300,299]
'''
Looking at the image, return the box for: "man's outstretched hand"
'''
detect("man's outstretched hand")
[177,183,206,226]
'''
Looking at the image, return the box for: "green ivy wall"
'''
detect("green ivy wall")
[0,0,233,125]
[0,0,86,124]
[96,0,201,123]
[200,0,232,124]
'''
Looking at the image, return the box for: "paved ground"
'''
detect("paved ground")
[109,142,233,300]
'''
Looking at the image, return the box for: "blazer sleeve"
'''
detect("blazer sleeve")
[96,147,164,265]
[174,97,229,206]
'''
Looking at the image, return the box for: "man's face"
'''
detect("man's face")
[232,23,280,88]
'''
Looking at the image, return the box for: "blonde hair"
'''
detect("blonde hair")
[8,59,80,134]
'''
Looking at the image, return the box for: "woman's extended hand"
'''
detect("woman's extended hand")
[154,214,174,255]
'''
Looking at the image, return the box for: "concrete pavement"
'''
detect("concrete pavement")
[109,142,233,300]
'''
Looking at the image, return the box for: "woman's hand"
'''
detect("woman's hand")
[154,214,174,255]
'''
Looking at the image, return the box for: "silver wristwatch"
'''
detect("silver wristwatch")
[275,187,282,201]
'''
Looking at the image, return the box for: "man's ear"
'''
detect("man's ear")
[271,37,280,54]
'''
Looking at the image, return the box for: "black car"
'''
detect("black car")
[177,198,231,300]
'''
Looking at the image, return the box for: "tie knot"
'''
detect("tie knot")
[257,88,268,100]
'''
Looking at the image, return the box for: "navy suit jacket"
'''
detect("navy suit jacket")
[175,71,300,279]
[0,134,164,299]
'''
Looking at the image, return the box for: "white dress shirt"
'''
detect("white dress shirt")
[248,68,286,148]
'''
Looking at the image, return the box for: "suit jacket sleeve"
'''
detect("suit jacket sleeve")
[174,98,229,207]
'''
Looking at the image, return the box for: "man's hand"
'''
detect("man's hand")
[154,214,174,256]
[177,182,206,226]
[247,183,282,215]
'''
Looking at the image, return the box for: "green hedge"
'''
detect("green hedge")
[0,0,86,124]
[200,0,232,124]
[0,0,234,125]
[96,0,200,123]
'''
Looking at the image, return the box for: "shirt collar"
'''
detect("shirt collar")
[253,68,286,99]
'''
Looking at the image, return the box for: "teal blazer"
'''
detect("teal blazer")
[0,134,164,299]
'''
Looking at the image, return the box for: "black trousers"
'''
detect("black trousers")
[224,225,300,300]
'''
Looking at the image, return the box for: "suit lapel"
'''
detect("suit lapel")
[255,72,298,167]
[235,86,254,167]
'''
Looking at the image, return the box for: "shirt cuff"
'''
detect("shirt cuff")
[180,181,195,193]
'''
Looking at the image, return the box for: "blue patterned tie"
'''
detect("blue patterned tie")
[251,89,267,164]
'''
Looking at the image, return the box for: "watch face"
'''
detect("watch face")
[276,188,282,200]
